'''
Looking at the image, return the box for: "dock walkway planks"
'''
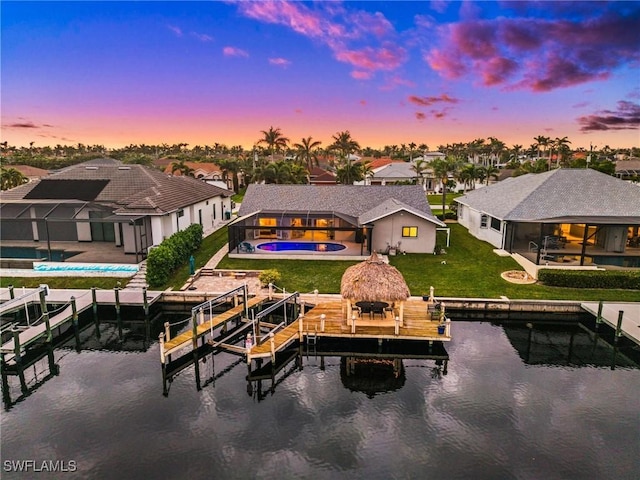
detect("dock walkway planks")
[0,287,162,358]
[581,302,640,345]
[246,299,451,362]
[163,295,266,356]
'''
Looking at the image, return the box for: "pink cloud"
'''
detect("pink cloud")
[426,8,640,92]
[351,71,373,80]
[408,94,459,107]
[350,11,393,38]
[335,44,406,72]
[359,100,367,106]
[415,112,426,121]
[223,46,249,58]
[167,25,183,37]
[578,100,640,132]
[191,32,213,42]
[269,57,291,67]
[237,1,323,38]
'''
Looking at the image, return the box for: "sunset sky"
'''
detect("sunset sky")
[2,1,639,151]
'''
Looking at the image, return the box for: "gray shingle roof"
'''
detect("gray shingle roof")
[456,168,640,221]
[238,184,444,226]
[2,159,231,214]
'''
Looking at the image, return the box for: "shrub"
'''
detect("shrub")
[146,224,203,287]
[538,269,640,290]
[259,269,282,287]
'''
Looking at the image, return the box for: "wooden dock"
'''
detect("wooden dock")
[246,299,451,363]
[161,295,266,359]
[581,301,640,345]
[0,287,162,363]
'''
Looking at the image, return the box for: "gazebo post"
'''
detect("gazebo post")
[399,302,405,326]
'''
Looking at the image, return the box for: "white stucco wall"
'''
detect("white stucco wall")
[371,212,438,254]
[461,206,504,249]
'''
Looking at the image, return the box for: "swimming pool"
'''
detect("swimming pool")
[34,262,138,273]
[256,241,347,252]
[0,246,79,262]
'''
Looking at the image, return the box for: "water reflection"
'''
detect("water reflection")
[1,309,162,410]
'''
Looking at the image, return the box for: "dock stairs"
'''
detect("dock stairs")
[126,261,148,289]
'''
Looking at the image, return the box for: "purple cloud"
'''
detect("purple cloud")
[426,7,640,92]
[578,100,640,132]
[269,57,291,67]
[223,46,249,58]
[408,94,459,107]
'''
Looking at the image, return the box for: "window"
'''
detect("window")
[177,209,184,218]
[480,214,488,229]
[402,226,418,237]
[490,217,501,231]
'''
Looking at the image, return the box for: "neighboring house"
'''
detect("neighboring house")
[1,158,232,261]
[615,158,640,180]
[229,184,445,255]
[364,161,436,191]
[9,165,50,182]
[455,168,640,268]
[414,151,446,163]
[309,166,337,186]
[163,161,232,190]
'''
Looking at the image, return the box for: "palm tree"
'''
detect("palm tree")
[553,137,571,167]
[330,131,361,185]
[1,167,28,190]
[170,159,194,177]
[293,136,322,174]
[534,135,551,169]
[258,126,289,161]
[482,165,500,185]
[431,157,459,215]
[411,159,429,189]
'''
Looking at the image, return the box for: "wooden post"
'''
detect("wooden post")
[91,287,98,317]
[71,296,80,352]
[159,332,165,364]
[351,315,356,334]
[12,327,22,364]
[314,289,319,303]
[191,310,198,352]
[298,314,304,341]
[114,285,121,316]
[164,322,171,341]
[39,288,51,343]
[269,332,275,362]
[198,308,205,345]
[395,316,400,336]
[142,287,149,316]
[268,283,273,300]
[320,314,325,333]
[596,300,603,324]
[8,285,14,300]
[615,310,624,344]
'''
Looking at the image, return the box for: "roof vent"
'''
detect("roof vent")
[118,166,131,170]
[85,166,99,170]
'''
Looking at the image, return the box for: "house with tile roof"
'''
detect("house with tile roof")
[1,158,232,261]
[455,168,640,269]
[363,161,436,191]
[230,184,445,256]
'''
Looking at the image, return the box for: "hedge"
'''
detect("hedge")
[146,224,203,287]
[538,269,640,290]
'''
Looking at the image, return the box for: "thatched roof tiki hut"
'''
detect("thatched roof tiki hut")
[340,253,411,326]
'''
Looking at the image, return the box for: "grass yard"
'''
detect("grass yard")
[219,223,639,301]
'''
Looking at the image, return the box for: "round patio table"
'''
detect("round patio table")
[355,301,389,319]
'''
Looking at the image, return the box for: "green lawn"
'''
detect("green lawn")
[3,223,638,302]
[219,223,639,301]
[427,192,462,206]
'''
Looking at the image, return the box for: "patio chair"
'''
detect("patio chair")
[239,242,255,253]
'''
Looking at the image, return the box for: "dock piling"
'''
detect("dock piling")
[12,327,22,364]
[8,285,14,300]
[596,300,603,324]
[142,287,149,316]
[159,333,165,364]
[114,285,121,315]
[39,288,51,343]
[615,310,624,344]
[91,287,98,317]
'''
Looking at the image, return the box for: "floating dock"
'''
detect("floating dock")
[581,301,640,345]
[0,286,161,364]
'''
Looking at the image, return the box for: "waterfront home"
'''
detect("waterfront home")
[229,184,445,256]
[1,158,232,261]
[455,168,640,268]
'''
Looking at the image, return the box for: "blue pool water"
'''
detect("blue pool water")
[0,246,78,262]
[257,241,347,252]
[34,263,138,273]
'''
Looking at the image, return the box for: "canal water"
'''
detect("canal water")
[1,314,638,480]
